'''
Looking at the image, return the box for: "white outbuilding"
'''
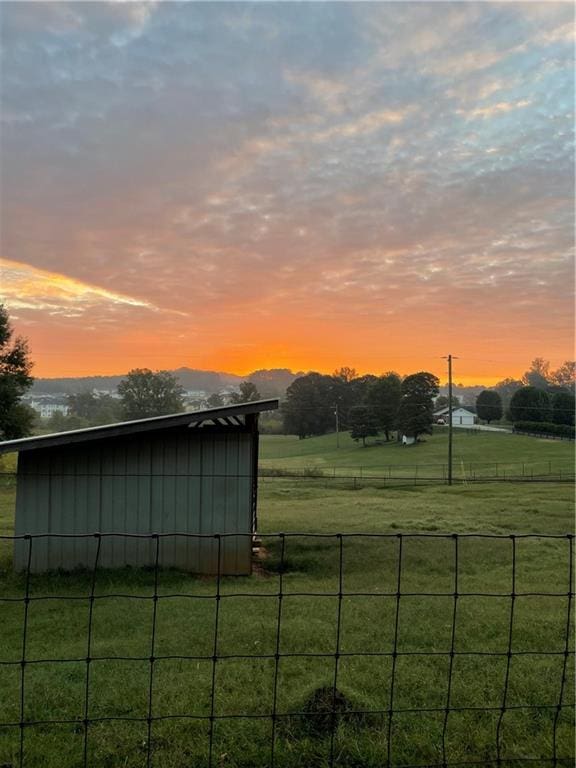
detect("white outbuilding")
[434,407,477,427]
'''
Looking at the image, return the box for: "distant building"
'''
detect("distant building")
[30,402,69,419]
[434,407,476,427]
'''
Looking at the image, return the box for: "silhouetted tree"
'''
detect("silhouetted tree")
[365,372,402,441]
[206,393,224,408]
[67,390,121,425]
[349,405,379,447]
[509,386,550,423]
[0,304,35,440]
[522,358,551,390]
[282,373,334,438]
[551,361,575,392]
[229,381,261,404]
[551,391,575,426]
[476,390,503,424]
[118,369,185,420]
[397,372,439,440]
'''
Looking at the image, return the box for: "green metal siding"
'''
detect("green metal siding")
[14,430,253,574]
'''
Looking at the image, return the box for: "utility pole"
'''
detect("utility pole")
[442,355,458,486]
[334,404,340,448]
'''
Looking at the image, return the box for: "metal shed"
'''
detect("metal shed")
[0,399,278,574]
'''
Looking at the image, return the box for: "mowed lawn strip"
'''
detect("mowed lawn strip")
[0,448,573,766]
[259,429,575,479]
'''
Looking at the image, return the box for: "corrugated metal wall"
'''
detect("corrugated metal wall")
[14,429,253,574]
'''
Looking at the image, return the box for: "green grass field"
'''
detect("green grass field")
[0,433,574,767]
[259,429,575,480]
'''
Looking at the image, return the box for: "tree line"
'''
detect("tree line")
[0,304,573,441]
[474,358,575,430]
[282,368,440,444]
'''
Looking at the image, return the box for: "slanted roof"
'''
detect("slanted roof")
[434,406,475,417]
[0,399,279,455]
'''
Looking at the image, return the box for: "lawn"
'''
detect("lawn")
[0,455,574,768]
[259,429,575,481]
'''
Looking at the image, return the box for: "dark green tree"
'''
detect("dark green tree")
[282,373,335,438]
[229,381,261,404]
[206,393,224,408]
[67,390,122,425]
[494,378,523,412]
[476,390,503,424]
[348,405,379,447]
[365,372,402,441]
[0,304,35,440]
[509,386,550,423]
[551,391,575,426]
[46,411,90,433]
[117,369,185,420]
[329,367,361,423]
[397,371,439,440]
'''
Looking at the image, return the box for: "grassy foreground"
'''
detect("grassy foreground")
[0,474,574,767]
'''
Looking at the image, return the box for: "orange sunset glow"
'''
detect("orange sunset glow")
[1,2,574,386]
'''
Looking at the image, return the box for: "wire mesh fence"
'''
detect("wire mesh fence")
[0,531,573,767]
[259,460,575,488]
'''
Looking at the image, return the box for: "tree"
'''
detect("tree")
[206,393,224,408]
[476,390,503,424]
[0,304,35,440]
[329,368,361,423]
[522,358,551,390]
[67,390,122,426]
[509,386,550,423]
[333,367,357,384]
[551,391,575,426]
[117,369,185,420]
[365,373,401,441]
[551,361,575,392]
[494,378,523,413]
[45,411,90,433]
[348,405,379,447]
[229,381,261,404]
[282,373,335,438]
[397,372,439,440]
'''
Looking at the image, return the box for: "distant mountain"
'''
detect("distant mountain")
[31,368,300,397]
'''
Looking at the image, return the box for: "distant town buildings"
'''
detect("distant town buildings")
[23,397,69,419]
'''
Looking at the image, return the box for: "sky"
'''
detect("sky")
[1,1,574,385]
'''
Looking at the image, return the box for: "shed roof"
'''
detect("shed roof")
[0,399,279,455]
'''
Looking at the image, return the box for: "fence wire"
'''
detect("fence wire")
[0,532,573,768]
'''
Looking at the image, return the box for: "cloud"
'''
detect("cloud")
[459,99,532,120]
[0,257,174,317]
[0,2,573,378]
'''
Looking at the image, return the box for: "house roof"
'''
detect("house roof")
[434,406,476,416]
[0,399,279,455]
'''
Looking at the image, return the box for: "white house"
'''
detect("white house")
[434,407,476,427]
[30,402,69,419]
